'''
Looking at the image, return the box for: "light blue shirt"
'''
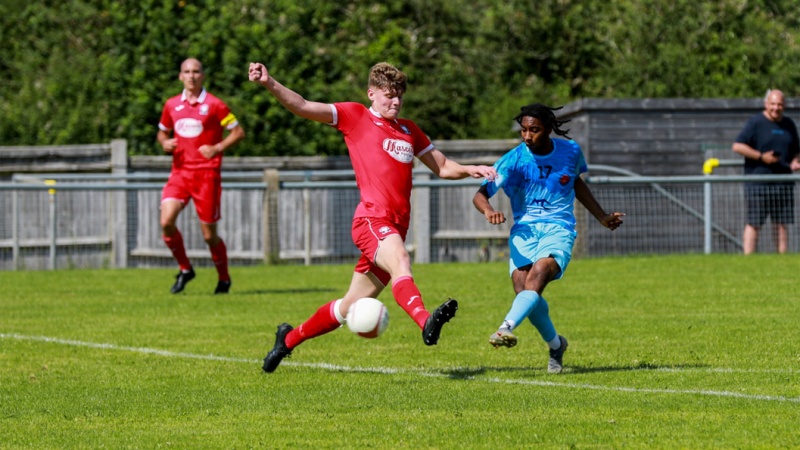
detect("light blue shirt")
[482,139,587,232]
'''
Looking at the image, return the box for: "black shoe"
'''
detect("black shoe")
[170,268,195,294]
[422,298,459,346]
[262,323,293,373]
[214,280,231,294]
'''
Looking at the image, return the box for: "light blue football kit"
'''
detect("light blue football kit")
[481,138,587,342]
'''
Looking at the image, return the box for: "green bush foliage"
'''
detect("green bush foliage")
[3,0,800,155]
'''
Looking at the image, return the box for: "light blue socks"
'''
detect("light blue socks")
[502,290,540,330]
[502,290,558,344]
[527,293,557,343]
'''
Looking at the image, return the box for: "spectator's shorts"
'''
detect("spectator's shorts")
[745,183,795,227]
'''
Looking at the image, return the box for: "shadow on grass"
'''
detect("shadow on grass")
[567,362,709,374]
[441,366,534,379]
[440,362,710,379]
[233,287,339,295]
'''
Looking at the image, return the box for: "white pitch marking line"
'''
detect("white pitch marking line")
[1,333,255,364]
[3,333,798,403]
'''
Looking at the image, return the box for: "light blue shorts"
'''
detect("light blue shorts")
[508,222,576,279]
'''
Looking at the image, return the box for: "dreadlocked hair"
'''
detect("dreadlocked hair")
[515,103,571,138]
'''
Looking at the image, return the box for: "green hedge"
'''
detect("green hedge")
[3,0,799,156]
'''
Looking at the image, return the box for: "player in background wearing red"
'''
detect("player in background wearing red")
[249,61,496,373]
[157,58,245,295]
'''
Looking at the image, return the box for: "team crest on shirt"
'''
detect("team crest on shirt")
[379,226,392,235]
[175,105,185,111]
[199,104,210,116]
[400,124,410,135]
[382,139,414,163]
[174,118,203,138]
[560,175,570,185]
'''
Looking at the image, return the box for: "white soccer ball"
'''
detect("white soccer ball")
[346,297,389,339]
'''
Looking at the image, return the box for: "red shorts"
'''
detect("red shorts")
[351,217,407,286]
[161,169,222,224]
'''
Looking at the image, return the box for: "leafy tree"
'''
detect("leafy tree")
[4,0,800,155]
[587,1,800,97]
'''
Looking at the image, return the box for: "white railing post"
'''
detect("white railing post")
[702,158,719,255]
[12,187,19,270]
[704,180,712,254]
[46,180,56,270]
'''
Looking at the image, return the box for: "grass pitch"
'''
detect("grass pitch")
[1,254,799,448]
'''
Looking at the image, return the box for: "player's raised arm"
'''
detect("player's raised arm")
[248,62,333,124]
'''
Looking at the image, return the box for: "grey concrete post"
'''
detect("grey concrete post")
[111,139,128,268]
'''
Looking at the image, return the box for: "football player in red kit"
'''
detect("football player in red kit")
[248,61,496,373]
[157,58,245,295]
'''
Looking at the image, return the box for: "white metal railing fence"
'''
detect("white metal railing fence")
[3,167,800,270]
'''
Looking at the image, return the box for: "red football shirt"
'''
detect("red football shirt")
[332,102,434,228]
[158,89,239,171]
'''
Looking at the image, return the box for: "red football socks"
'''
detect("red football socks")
[162,230,191,271]
[391,276,430,329]
[285,300,342,349]
[209,239,230,281]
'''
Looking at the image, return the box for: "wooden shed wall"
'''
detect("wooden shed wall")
[559,98,800,176]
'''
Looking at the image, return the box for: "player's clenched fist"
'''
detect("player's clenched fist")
[249,62,270,84]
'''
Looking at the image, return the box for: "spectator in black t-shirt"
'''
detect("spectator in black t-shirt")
[733,89,800,254]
